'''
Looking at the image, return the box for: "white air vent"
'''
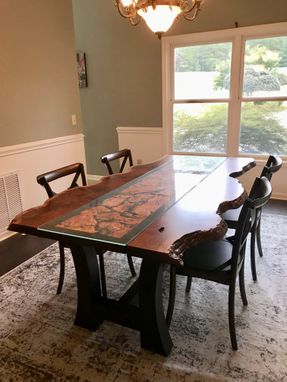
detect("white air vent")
[0,172,23,234]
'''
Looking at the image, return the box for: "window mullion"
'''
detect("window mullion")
[162,40,174,154]
[226,34,244,157]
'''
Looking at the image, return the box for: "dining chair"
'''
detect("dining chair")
[167,176,272,350]
[36,162,107,297]
[100,148,136,277]
[221,155,282,281]
[101,148,133,175]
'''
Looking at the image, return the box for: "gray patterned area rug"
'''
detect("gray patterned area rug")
[0,213,286,382]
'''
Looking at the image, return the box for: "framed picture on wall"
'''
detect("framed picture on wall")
[77,51,88,88]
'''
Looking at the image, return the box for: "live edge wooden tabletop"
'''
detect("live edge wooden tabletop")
[9,155,255,266]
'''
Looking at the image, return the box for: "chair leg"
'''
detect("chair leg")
[256,219,264,257]
[166,266,176,327]
[228,284,238,350]
[239,264,248,306]
[250,229,258,282]
[127,254,136,277]
[98,253,107,298]
[185,276,192,293]
[57,243,65,295]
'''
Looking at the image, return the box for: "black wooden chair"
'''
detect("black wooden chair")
[37,162,107,296]
[222,155,282,281]
[100,149,136,277]
[167,176,272,350]
[101,148,133,175]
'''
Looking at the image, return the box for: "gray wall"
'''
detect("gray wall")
[72,1,162,174]
[0,0,82,147]
[73,0,287,175]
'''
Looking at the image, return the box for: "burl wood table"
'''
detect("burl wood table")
[9,155,255,356]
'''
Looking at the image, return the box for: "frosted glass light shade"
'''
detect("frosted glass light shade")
[121,0,134,6]
[138,5,181,33]
[116,0,202,37]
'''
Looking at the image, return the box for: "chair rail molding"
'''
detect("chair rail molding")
[0,134,85,157]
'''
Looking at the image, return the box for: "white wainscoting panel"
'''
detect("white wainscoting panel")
[117,127,165,165]
[0,134,86,214]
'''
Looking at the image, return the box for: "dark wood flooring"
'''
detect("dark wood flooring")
[0,200,286,278]
[0,234,55,277]
[261,198,287,215]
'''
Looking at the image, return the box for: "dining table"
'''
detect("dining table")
[8,155,255,356]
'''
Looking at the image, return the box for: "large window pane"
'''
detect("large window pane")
[173,103,228,153]
[239,101,287,155]
[174,43,232,100]
[243,36,287,98]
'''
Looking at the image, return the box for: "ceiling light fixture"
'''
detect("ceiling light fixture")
[115,0,203,38]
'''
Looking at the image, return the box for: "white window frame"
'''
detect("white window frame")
[162,22,287,160]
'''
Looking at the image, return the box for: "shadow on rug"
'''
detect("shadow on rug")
[0,213,286,381]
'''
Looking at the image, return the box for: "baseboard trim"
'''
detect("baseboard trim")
[116,127,162,135]
[271,193,287,201]
[87,174,103,184]
[0,231,17,242]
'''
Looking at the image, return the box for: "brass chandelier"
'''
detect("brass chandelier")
[115,0,203,38]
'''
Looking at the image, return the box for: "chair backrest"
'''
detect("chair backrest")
[36,162,87,198]
[260,155,282,180]
[101,148,133,175]
[231,176,272,273]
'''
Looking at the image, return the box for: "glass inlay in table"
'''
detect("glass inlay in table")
[39,156,225,246]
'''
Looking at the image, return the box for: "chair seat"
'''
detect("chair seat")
[182,239,232,272]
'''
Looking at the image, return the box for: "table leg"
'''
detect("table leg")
[70,245,103,330]
[139,258,173,356]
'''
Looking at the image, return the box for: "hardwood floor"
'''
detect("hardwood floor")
[0,234,54,277]
[0,200,286,277]
[261,198,287,215]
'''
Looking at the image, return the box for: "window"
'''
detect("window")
[163,22,287,158]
